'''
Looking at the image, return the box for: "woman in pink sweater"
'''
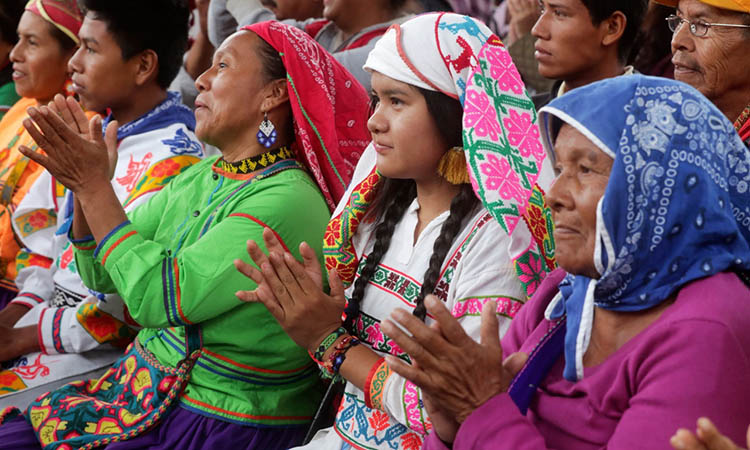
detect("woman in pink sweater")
[381,75,750,449]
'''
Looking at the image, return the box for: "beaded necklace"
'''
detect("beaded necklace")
[217,146,294,175]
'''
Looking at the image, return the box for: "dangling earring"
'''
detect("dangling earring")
[257,112,278,149]
[437,146,470,185]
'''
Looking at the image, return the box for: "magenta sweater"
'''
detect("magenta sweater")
[425,269,750,449]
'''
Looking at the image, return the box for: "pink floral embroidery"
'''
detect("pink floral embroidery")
[485,46,524,95]
[517,252,543,296]
[451,297,524,319]
[503,110,544,161]
[480,154,527,204]
[464,91,502,141]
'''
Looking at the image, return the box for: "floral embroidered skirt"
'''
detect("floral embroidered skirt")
[0,406,307,450]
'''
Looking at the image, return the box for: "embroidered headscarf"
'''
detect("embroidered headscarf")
[243,21,371,210]
[324,12,556,298]
[539,75,750,381]
[25,0,82,45]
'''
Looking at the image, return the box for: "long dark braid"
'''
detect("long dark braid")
[412,184,478,320]
[343,179,416,332]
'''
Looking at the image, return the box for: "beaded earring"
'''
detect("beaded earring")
[257,112,278,148]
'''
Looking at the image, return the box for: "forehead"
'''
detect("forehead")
[17,10,52,35]
[369,71,420,95]
[553,123,611,162]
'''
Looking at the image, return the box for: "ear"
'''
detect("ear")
[600,11,627,48]
[133,49,160,87]
[260,78,290,112]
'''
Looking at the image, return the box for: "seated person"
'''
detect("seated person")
[0,20,371,450]
[0,0,81,309]
[237,12,555,450]
[656,0,750,148]
[531,0,647,108]
[382,75,750,449]
[0,0,24,120]
[0,0,204,409]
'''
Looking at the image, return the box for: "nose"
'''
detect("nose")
[531,10,549,40]
[9,41,22,63]
[670,19,694,55]
[68,46,84,75]
[545,170,573,214]
[195,66,214,92]
[367,102,388,136]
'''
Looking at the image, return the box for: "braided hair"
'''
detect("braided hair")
[343,88,477,331]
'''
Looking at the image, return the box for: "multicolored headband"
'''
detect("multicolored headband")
[25,0,83,46]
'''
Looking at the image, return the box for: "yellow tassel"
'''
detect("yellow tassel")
[437,147,470,185]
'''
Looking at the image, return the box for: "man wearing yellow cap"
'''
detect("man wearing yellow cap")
[655,0,750,148]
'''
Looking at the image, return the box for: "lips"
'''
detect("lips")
[553,224,579,237]
[372,141,393,154]
[534,44,553,62]
[671,55,701,75]
[11,65,26,81]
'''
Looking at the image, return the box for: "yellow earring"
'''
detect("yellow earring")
[437,146,470,185]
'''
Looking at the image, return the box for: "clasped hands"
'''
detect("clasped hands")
[19,94,119,195]
[235,229,529,444]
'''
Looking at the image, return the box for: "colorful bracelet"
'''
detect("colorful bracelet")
[313,326,348,363]
[321,335,360,379]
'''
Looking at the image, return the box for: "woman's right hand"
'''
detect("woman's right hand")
[234,228,347,352]
[671,418,749,450]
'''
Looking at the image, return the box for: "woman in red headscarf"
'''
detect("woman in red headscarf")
[0,20,370,450]
[0,0,81,312]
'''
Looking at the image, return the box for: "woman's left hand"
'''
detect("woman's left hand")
[19,101,118,194]
[381,296,528,423]
[235,228,346,352]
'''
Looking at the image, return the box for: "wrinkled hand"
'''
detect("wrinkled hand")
[381,296,528,424]
[234,228,346,352]
[20,98,118,193]
[0,325,38,362]
[671,418,749,450]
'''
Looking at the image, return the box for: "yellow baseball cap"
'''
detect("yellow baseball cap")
[653,0,750,13]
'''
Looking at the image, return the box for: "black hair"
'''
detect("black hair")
[256,35,286,83]
[0,0,25,46]
[580,0,648,63]
[343,89,478,329]
[79,0,189,89]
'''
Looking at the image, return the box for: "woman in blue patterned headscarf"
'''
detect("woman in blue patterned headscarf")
[380,75,750,449]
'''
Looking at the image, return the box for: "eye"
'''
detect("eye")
[553,8,567,18]
[579,164,591,174]
[389,97,403,107]
[217,61,228,69]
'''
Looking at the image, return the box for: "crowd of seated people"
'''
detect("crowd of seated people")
[0,0,747,449]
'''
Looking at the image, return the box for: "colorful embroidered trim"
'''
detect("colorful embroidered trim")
[451,295,525,319]
[162,257,191,327]
[217,146,293,174]
[402,381,431,435]
[123,155,200,208]
[323,168,381,286]
[51,308,66,353]
[734,103,750,133]
[365,358,391,411]
[93,220,132,259]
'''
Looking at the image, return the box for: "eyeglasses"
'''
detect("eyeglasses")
[666,14,750,37]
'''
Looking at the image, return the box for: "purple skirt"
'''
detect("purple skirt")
[0,406,307,450]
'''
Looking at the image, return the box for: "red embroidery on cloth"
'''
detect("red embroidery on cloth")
[116,152,153,192]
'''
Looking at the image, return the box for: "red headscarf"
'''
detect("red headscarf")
[25,0,83,45]
[243,21,371,210]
